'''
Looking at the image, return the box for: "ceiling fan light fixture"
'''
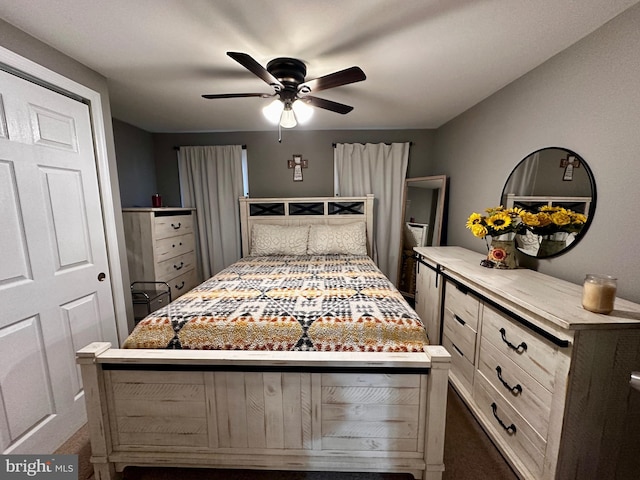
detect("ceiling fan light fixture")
[279,105,297,128]
[262,99,284,124]
[292,99,313,124]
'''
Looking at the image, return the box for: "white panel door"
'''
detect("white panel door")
[0,69,118,454]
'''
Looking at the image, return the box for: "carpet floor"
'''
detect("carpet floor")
[55,384,517,480]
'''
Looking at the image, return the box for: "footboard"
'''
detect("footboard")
[77,343,450,480]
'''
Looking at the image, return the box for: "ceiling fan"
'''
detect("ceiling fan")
[202,52,366,128]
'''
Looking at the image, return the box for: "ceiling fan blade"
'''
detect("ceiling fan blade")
[227,52,284,90]
[202,93,272,99]
[299,66,366,94]
[303,96,354,114]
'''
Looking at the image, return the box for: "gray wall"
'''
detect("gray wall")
[113,119,157,207]
[434,3,640,302]
[151,129,437,206]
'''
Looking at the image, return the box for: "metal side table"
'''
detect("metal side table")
[131,281,171,324]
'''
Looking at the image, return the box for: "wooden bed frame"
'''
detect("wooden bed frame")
[77,196,450,480]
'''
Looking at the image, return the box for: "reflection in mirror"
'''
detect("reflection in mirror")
[397,175,448,298]
[501,147,596,259]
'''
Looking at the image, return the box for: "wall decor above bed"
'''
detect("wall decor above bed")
[501,147,596,259]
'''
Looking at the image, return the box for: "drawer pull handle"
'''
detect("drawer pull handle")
[451,343,464,357]
[171,222,181,229]
[491,403,517,435]
[454,314,466,326]
[175,281,185,290]
[174,262,184,270]
[496,366,523,395]
[499,328,527,353]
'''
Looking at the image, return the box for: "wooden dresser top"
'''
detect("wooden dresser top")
[414,246,640,331]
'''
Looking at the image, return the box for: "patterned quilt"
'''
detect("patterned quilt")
[123,255,428,352]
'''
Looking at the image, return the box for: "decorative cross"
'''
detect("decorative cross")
[560,154,580,181]
[287,154,308,182]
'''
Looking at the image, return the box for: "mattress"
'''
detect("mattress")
[123,255,428,352]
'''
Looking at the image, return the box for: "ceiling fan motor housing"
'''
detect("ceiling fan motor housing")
[266,58,308,100]
[266,58,307,86]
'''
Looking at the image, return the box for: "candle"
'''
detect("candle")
[582,274,617,314]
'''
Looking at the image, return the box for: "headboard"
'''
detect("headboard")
[239,195,374,257]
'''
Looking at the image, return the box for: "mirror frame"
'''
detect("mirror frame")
[501,147,597,259]
[396,175,448,291]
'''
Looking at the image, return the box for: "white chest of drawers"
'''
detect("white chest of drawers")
[414,246,640,480]
[123,208,200,304]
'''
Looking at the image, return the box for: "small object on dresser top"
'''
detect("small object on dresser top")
[582,273,617,314]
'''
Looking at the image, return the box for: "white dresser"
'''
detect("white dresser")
[122,208,200,306]
[414,246,640,480]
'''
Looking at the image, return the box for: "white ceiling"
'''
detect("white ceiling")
[1,0,638,133]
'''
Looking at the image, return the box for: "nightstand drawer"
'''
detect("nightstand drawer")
[482,305,560,392]
[154,213,193,240]
[478,339,552,438]
[444,281,480,331]
[443,334,474,393]
[155,233,195,261]
[443,307,477,361]
[474,372,545,478]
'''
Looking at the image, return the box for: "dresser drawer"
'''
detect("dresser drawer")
[154,213,194,240]
[482,305,560,392]
[155,233,195,261]
[444,281,480,331]
[443,334,474,393]
[473,372,545,478]
[478,339,552,438]
[156,251,196,280]
[166,268,200,298]
[443,307,477,361]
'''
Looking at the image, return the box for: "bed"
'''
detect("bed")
[77,195,450,480]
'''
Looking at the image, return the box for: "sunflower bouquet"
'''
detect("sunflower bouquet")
[518,205,587,236]
[466,206,526,239]
[466,206,526,268]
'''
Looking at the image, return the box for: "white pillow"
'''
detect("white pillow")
[250,224,309,256]
[307,222,367,255]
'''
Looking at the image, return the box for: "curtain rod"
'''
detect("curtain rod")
[174,145,247,150]
[332,142,413,147]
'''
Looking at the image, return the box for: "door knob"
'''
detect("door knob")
[98,272,106,281]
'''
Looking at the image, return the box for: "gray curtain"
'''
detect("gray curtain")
[178,145,244,279]
[334,142,410,285]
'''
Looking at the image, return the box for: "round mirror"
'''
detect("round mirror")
[501,147,596,258]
